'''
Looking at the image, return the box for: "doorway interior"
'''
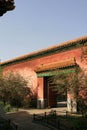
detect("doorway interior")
[44,76,67,108]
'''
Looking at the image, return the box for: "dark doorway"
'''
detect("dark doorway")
[44,77,57,108]
[44,76,67,108]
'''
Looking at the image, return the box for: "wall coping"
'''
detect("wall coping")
[1,35,87,67]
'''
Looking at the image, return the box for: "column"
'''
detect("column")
[67,91,77,113]
[37,77,45,108]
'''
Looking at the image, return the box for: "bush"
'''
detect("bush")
[77,100,87,115]
[2,123,13,130]
[0,101,4,107]
[29,95,37,108]
[0,101,18,113]
[73,117,87,130]
[4,103,11,113]
[0,118,13,130]
[10,99,22,107]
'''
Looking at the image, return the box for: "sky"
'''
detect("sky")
[0,0,87,62]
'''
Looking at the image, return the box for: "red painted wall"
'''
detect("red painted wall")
[3,47,87,72]
[3,46,87,103]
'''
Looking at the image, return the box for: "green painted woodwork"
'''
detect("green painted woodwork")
[37,68,76,77]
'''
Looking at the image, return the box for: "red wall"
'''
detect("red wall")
[3,47,87,72]
[3,46,87,101]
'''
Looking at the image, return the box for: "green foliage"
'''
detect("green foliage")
[48,68,87,114]
[76,70,87,114]
[0,101,4,107]
[48,70,79,95]
[0,117,13,130]
[0,72,32,107]
[4,103,11,113]
[0,101,18,113]
[29,94,37,108]
[48,73,68,95]
[72,117,87,130]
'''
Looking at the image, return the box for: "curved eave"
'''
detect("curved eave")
[35,58,78,73]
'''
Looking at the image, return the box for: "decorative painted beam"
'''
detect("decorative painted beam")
[37,68,76,77]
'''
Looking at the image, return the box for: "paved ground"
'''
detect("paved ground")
[6,108,66,130]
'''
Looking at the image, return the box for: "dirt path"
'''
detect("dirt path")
[6,109,51,130]
[6,108,66,130]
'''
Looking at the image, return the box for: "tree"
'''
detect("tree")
[48,68,87,114]
[48,73,67,96]
[77,70,87,114]
[0,71,32,107]
[0,0,15,16]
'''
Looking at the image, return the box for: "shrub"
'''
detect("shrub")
[4,103,11,113]
[0,101,4,107]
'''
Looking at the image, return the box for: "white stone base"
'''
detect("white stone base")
[37,99,45,109]
[67,98,77,113]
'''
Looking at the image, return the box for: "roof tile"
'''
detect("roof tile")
[35,58,76,72]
